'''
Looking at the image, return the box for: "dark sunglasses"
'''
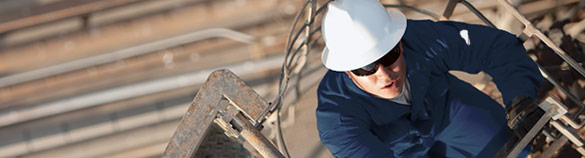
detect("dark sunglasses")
[351,43,401,76]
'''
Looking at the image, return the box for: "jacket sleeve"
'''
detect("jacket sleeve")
[428,21,544,105]
[316,96,394,157]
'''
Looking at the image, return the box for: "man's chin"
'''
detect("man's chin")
[382,88,404,98]
[376,92,400,99]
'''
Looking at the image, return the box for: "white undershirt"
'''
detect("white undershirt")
[388,79,411,105]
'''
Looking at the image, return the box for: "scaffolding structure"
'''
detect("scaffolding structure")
[164,0,585,157]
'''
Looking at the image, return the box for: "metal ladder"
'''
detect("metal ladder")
[438,0,585,157]
[162,69,284,158]
[162,0,324,157]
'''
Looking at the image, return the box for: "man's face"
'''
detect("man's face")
[346,43,407,99]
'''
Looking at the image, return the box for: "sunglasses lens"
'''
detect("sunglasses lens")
[351,63,378,76]
[351,42,401,77]
[379,46,401,67]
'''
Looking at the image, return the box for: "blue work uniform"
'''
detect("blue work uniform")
[316,20,543,157]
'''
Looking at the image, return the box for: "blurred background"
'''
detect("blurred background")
[0,0,584,157]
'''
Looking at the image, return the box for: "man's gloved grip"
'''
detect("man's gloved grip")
[506,96,545,138]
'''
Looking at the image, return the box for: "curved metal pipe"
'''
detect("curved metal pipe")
[0,28,255,88]
[0,55,282,128]
[460,0,496,28]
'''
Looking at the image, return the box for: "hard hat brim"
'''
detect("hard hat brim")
[321,9,407,72]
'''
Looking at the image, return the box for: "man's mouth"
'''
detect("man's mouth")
[384,81,395,88]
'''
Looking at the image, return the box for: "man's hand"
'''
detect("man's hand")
[506,95,545,138]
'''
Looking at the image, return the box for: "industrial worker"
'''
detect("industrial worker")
[316,0,544,157]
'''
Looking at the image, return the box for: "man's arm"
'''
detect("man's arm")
[431,21,544,105]
[423,21,546,156]
[316,105,393,158]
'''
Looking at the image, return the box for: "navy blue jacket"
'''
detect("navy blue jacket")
[316,20,543,157]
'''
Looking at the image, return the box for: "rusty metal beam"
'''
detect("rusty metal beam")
[163,69,275,157]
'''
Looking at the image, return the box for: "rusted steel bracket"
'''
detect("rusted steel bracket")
[163,69,283,158]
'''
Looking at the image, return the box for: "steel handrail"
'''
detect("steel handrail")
[496,0,585,78]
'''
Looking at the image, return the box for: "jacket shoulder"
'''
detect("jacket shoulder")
[316,71,370,135]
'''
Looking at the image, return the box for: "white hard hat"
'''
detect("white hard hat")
[321,0,407,71]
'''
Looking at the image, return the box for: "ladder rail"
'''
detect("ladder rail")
[437,0,585,157]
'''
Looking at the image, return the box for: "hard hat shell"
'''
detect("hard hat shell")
[321,0,407,71]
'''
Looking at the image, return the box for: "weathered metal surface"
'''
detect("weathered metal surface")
[163,69,274,157]
[233,113,285,158]
[218,70,271,125]
[162,73,224,158]
[193,123,253,158]
[216,99,245,139]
